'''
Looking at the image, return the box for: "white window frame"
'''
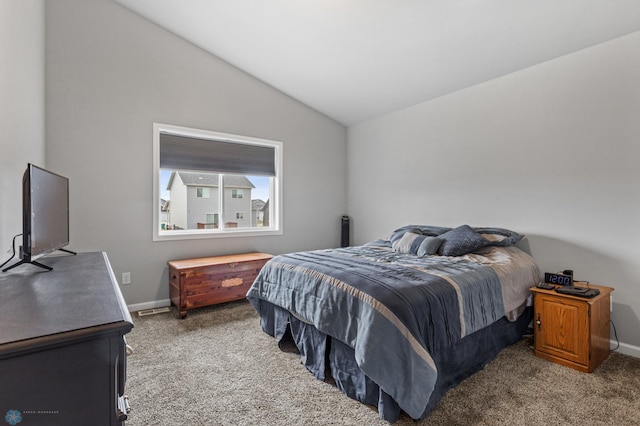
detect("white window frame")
[153,123,283,241]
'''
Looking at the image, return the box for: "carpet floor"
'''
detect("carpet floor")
[125,300,640,425]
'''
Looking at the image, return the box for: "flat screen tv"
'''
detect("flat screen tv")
[3,164,73,272]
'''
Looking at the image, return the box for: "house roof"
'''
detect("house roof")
[251,199,266,210]
[168,172,255,189]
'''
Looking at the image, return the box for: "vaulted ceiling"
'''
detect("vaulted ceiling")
[114,0,640,126]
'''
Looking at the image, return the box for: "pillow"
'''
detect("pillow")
[474,227,523,246]
[481,233,507,243]
[437,225,490,256]
[389,226,422,245]
[417,236,442,256]
[392,232,442,256]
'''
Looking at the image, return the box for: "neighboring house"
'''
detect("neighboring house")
[262,199,270,227]
[251,199,266,227]
[165,172,254,230]
[160,198,170,229]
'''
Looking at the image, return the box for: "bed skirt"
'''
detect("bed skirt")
[254,299,532,423]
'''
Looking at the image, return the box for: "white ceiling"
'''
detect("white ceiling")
[114,0,640,126]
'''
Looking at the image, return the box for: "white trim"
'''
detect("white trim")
[127,298,171,313]
[151,226,283,240]
[613,340,640,359]
[152,122,283,242]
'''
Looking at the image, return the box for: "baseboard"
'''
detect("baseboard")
[613,341,640,359]
[127,299,170,313]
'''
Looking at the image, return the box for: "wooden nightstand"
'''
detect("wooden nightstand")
[168,252,272,319]
[531,283,613,373]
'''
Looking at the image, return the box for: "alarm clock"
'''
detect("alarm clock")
[544,272,573,286]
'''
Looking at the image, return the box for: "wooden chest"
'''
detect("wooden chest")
[168,252,272,318]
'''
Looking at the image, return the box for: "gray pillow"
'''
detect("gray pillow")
[392,232,442,256]
[417,236,442,256]
[473,227,523,246]
[389,227,422,245]
[437,225,490,256]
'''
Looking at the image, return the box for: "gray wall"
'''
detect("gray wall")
[348,31,640,354]
[0,0,45,253]
[7,0,638,356]
[45,0,347,307]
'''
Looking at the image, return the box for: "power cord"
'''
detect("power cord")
[572,280,618,351]
[0,234,22,271]
[610,320,620,351]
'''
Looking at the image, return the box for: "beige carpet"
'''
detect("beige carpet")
[125,300,640,425]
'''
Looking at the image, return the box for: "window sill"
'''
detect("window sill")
[153,227,283,242]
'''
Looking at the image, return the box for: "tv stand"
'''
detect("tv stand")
[2,248,77,273]
[2,258,53,272]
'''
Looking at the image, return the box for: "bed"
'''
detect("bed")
[246,224,540,422]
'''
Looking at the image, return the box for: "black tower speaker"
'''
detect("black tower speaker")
[341,215,350,248]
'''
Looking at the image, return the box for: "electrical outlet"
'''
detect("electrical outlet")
[122,272,131,285]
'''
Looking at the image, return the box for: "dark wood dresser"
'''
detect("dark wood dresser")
[168,252,272,318]
[0,252,134,425]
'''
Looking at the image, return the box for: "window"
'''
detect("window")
[153,123,282,241]
[196,187,211,198]
[205,213,218,229]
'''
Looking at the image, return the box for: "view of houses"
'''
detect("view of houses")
[160,171,268,230]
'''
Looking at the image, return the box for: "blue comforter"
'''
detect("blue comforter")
[247,244,538,419]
